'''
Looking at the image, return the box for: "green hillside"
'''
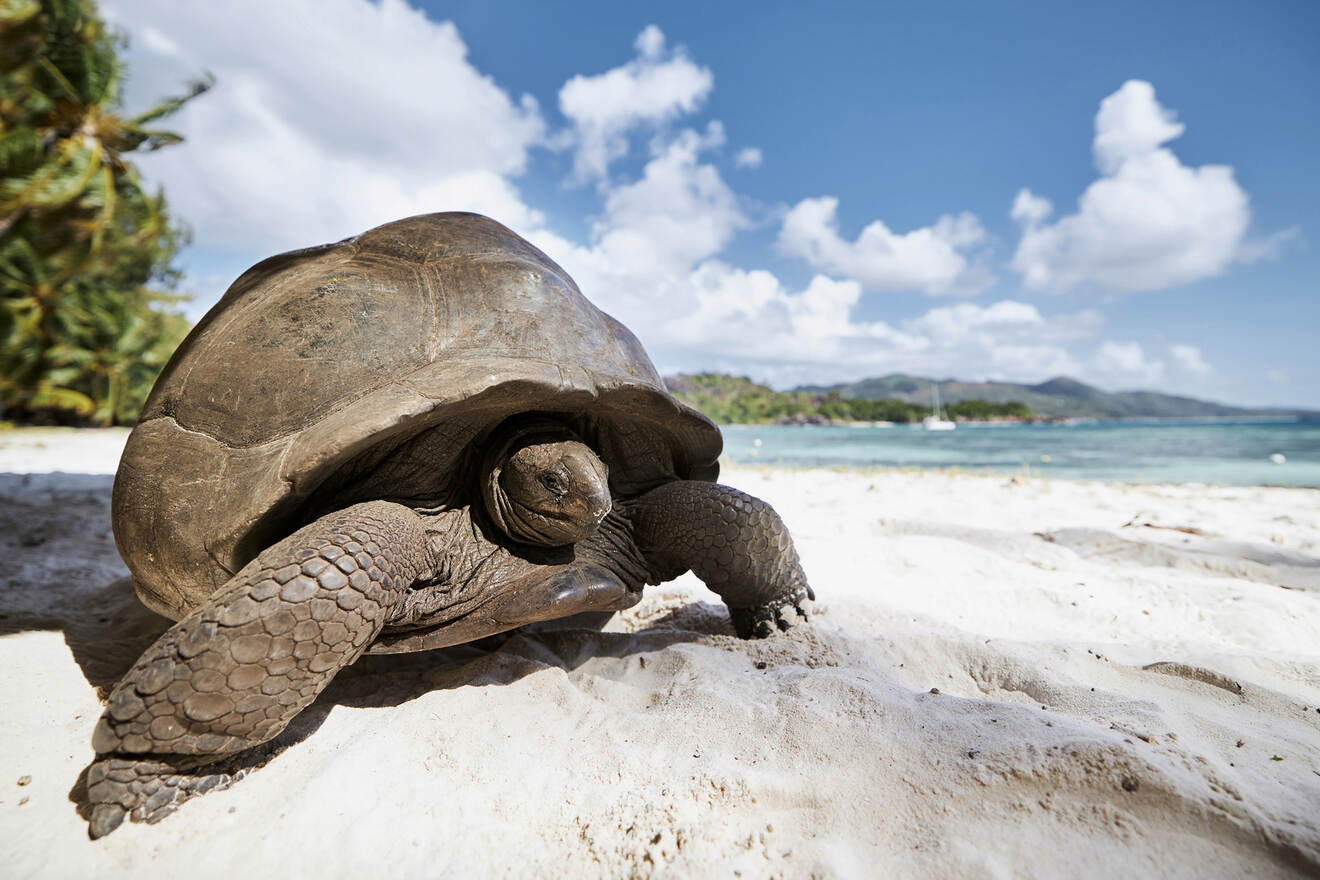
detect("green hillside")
[664,373,1030,424]
[798,374,1309,419]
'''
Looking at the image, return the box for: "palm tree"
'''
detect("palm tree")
[0,0,208,424]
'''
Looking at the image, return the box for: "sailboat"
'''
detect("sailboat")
[922,381,956,431]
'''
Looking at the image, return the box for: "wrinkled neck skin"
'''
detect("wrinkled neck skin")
[386,417,646,632]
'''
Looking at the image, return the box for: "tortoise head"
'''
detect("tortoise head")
[480,417,611,547]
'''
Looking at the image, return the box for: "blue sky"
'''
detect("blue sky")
[107,0,1318,406]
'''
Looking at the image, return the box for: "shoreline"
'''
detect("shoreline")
[717,457,1320,492]
[719,413,1316,426]
[1,426,1315,491]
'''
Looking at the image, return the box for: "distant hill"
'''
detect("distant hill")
[795,373,1313,419]
[664,373,1027,424]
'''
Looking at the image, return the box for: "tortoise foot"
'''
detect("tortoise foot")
[625,481,815,637]
[86,755,242,838]
[728,582,814,639]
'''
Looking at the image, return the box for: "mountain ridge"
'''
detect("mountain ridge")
[792,373,1314,419]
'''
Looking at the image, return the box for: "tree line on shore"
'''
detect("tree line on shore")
[665,373,1034,425]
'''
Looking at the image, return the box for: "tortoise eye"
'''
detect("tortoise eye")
[540,472,567,496]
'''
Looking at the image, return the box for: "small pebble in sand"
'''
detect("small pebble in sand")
[1121,777,1140,792]
[755,661,767,670]
[16,775,31,786]
[929,688,941,695]
[1236,740,1244,748]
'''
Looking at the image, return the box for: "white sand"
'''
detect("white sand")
[1,428,1318,878]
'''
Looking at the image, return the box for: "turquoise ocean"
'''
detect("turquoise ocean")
[720,419,1320,487]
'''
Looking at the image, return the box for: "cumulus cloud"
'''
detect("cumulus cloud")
[1011,80,1257,293]
[558,26,713,181]
[1092,340,1165,386]
[106,0,545,255]
[734,147,763,169]
[777,197,992,296]
[1170,343,1211,377]
[528,129,1093,386]
[568,228,1101,387]
[529,128,748,303]
[895,300,1098,384]
[1009,189,1052,226]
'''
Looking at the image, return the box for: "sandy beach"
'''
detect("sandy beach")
[1,427,1317,878]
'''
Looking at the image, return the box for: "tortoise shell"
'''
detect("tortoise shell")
[112,212,721,620]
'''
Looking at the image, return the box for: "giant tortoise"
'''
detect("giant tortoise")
[86,212,813,837]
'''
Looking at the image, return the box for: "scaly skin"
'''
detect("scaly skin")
[86,501,432,837]
[624,481,814,637]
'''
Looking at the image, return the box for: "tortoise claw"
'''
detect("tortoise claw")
[729,582,813,639]
[88,803,126,840]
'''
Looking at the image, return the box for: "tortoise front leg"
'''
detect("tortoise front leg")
[85,501,433,838]
[370,563,640,654]
[624,481,814,638]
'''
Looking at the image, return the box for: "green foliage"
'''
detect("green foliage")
[0,0,208,424]
[664,373,816,424]
[944,398,1033,420]
[666,373,1035,425]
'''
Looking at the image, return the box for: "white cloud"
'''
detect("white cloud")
[1170,343,1211,376]
[896,300,1098,384]
[531,128,748,300]
[1010,189,1052,226]
[527,127,1094,386]
[106,5,1180,392]
[584,240,1101,387]
[634,23,666,58]
[1092,81,1185,174]
[1092,340,1165,386]
[558,26,713,181]
[778,197,992,296]
[734,147,763,169]
[1012,80,1255,293]
[1236,226,1302,264]
[525,132,1075,386]
[106,0,545,255]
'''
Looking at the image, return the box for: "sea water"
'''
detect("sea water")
[720,419,1320,487]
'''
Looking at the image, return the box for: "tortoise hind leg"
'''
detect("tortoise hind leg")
[86,501,432,838]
